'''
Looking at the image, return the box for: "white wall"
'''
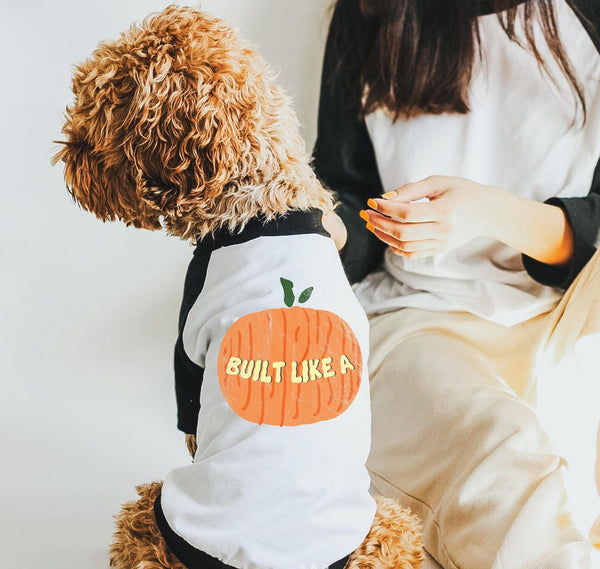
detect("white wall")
[0,1,332,566]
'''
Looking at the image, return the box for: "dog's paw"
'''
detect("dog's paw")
[185,434,197,458]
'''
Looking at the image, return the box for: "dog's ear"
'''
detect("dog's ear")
[53,122,163,230]
[52,125,110,219]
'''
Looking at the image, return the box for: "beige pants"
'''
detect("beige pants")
[367,250,600,569]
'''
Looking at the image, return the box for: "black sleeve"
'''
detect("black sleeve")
[174,335,204,435]
[173,251,211,435]
[312,6,385,284]
[523,153,600,289]
[522,192,600,289]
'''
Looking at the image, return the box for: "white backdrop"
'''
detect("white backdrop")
[0,1,334,567]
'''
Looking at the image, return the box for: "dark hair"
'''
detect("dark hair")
[327,0,587,122]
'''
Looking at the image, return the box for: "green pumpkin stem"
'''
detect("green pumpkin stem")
[280,278,314,307]
[280,277,295,307]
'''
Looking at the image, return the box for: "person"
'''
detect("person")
[313,0,600,567]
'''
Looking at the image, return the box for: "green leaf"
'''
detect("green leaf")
[298,287,314,304]
[280,277,295,307]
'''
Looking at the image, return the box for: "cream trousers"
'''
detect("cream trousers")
[367,250,600,569]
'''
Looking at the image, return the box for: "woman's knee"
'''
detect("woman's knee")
[368,332,559,496]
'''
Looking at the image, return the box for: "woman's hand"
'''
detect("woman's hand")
[361,175,574,265]
[361,176,497,258]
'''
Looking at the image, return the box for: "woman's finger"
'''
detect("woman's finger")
[365,222,443,253]
[361,210,443,241]
[367,197,440,223]
[385,175,452,203]
[390,238,442,253]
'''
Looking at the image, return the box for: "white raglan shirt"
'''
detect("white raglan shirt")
[355,0,600,326]
[157,211,375,569]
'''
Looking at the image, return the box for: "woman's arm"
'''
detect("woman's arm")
[362,173,600,290]
[487,189,574,266]
[362,176,593,285]
[312,4,385,284]
[522,192,600,288]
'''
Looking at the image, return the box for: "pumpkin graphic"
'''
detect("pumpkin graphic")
[217,278,363,426]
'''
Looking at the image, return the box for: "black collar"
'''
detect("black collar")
[194,208,329,256]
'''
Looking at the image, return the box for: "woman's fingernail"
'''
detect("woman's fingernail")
[367,199,378,210]
[366,223,375,233]
[382,191,396,199]
[359,210,369,222]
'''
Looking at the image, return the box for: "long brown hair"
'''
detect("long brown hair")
[327,0,587,121]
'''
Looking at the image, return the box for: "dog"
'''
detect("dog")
[53,5,423,569]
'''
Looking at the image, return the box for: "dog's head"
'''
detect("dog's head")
[54,5,329,239]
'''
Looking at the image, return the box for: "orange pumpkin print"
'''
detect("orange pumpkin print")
[217,278,363,426]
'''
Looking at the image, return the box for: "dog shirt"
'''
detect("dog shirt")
[155,209,376,569]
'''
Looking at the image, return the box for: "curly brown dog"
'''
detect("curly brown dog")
[54,5,423,569]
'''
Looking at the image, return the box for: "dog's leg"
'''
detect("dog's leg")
[110,485,423,569]
[110,482,186,569]
[185,434,197,459]
[345,496,424,569]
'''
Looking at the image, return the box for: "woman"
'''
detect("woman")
[313,1,600,567]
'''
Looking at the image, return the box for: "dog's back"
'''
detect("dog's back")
[156,209,376,569]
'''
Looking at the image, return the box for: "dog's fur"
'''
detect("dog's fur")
[54,5,424,568]
[110,481,424,569]
[53,5,333,240]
